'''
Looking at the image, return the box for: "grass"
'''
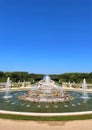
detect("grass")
[0,113,92,121]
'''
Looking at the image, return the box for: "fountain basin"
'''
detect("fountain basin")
[0,76,92,114]
[0,90,92,113]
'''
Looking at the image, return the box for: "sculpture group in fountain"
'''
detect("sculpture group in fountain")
[19,75,74,103]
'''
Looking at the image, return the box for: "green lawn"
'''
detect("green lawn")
[0,114,92,121]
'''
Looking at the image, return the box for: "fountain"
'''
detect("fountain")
[18,75,75,103]
[0,76,92,114]
[43,75,51,84]
[3,77,12,99]
[21,80,25,87]
[81,78,89,99]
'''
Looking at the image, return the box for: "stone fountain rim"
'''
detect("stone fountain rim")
[0,109,92,116]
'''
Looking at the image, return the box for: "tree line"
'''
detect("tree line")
[0,71,92,83]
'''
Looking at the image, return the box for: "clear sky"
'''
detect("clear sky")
[0,0,92,74]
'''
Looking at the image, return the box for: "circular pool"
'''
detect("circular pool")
[0,90,92,113]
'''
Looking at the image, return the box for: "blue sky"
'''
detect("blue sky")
[0,0,92,74]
